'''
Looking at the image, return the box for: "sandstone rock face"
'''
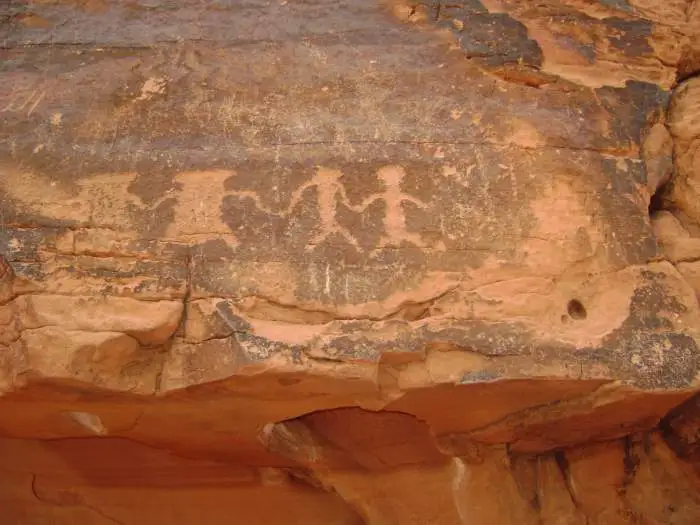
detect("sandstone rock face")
[2,0,700,523]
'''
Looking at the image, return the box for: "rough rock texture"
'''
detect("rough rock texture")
[3,0,700,523]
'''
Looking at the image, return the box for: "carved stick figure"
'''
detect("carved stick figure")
[354,165,429,247]
[287,167,360,248]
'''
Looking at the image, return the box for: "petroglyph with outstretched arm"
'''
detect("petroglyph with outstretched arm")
[352,165,429,248]
[285,167,362,249]
[222,164,431,250]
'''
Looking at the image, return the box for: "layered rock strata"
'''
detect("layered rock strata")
[2,0,700,523]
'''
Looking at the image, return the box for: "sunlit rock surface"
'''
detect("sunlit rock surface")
[2,0,700,523]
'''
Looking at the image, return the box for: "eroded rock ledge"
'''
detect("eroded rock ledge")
[3,0,700,523]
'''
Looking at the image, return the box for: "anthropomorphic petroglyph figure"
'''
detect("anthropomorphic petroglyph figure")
[218,164,430,251]
[354,165,429,247]
[287,167,360,248]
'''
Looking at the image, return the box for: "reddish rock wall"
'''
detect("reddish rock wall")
[2,0,700,523]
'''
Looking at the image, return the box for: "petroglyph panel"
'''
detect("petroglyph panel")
[0,0,666,311]
[1,141,654,307]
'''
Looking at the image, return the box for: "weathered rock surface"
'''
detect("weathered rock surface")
[2,0,700,523]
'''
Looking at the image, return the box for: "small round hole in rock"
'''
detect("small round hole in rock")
[567,299,587,320]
